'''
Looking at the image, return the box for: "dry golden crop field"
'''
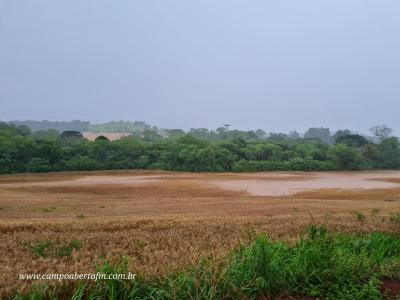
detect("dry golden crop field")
[1,170,400,296]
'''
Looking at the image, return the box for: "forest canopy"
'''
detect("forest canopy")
[0,122,399,174]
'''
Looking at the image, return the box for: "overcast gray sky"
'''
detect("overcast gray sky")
[1,0,399,134]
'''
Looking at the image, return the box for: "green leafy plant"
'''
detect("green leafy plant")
[390,213,400,224]
[370,208,380,216]
[354,211,366,222]
[16,227,400,299]
[23,240,82,258]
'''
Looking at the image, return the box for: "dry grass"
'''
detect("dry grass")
[2,216,400,297]
[0,172,83,184]
[294,187,400,201]
[1,171,400,297]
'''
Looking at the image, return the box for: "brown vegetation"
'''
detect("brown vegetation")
[1,171,400,296]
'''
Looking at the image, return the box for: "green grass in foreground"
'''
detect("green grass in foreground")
[22,240,82,258]
[14,226,400,300]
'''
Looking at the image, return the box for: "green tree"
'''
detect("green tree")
[304,127,331,144]
[95,135,109,142]
[328,144,365,170]
[59,131,84,146]
[376,137,400,169]
[335,135,368,148]
[30,129,59,141]
[332,129,352,142]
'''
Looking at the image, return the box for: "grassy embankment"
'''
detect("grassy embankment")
[14,226,400,300]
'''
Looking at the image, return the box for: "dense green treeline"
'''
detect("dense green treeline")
[1,122,400,174]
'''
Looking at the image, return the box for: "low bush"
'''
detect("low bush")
[23,240,82,258]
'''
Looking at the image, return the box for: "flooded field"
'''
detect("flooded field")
[1,170,400,295]
[213,171,400,196]
[1,170,400,219]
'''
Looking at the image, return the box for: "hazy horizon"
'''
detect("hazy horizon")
[1,1,399,134]
[5,119,393,137]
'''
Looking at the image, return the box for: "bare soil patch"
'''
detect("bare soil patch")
[82,132,131,141]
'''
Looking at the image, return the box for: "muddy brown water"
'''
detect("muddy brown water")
[4,171,400,197]
[212,172,400,196]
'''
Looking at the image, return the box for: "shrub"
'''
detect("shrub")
[354,211,366,222]
[390,213,400,225]
[15,228,400,299]
[23,240,82,258]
